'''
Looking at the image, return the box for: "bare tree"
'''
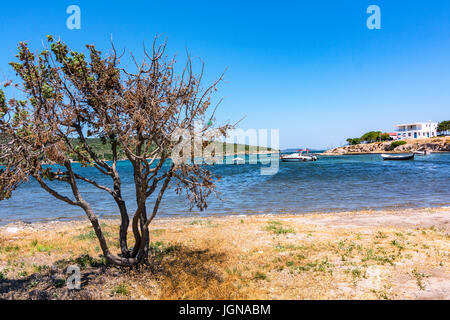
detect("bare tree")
[0,36,231,266]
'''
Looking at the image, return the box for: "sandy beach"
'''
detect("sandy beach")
[0,207,449,300]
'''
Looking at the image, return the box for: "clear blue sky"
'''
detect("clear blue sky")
[0,1,449,149]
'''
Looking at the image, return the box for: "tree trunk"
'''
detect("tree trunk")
[114,196,130,258]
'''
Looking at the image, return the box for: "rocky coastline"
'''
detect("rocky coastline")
[323,137,450,155]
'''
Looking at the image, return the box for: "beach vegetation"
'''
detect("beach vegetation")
[411,269,429,290]
[295,258,334,274]
[74,230,110,241]
[265,220,295,235]
[34,243,53,253]
[111,283,130,296]
[351,267,363,278]
[362,248,395,266]
[54,254,105,270]
[149,241,180,258]
[53,279,66,288]
[32,264,49,273]
[18,270,28,277]
[0,244,20,254]
[274,243,307,251]
[375,231,388,239]
[371,287,392,300]
[390,239,404,250]
[150,229,165,236]
[188,220,204,225]
[253,271,267,280]
[27,279,39,289]
[0,36,232,267]
[30,240,54,253]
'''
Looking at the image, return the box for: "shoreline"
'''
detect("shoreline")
[1,207,449,299]
[2,206,450,230]
[2,204,449,229]
[61,150,280,165]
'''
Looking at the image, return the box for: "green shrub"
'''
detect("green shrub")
[111,283,130,296]
[149,241,179,257]
[54,279,66,288]
[0,245,20,254]
[32,264,50,273]
[346,138,361,145]
[253,271,267,280]
[54,254,105,270]
[390,140,406,149]
[265,220,295,235]
[73,230,110,241]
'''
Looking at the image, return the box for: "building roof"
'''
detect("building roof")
[395,122,437,127]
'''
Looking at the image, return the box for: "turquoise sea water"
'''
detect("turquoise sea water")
[0,153,449,225]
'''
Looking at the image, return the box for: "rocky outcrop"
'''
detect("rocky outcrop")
[324,137,450,155]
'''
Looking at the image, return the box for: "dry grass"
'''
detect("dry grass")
[0,208,449,300]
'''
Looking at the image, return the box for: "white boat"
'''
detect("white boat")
[232,157,245,165]
[381,153,415,161]
[414,150,431,156]
[281,149,318,162]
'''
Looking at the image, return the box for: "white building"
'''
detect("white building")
[395,122,438,140]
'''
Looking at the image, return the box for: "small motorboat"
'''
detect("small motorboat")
[232,157,245,165]
[281,149,318,162]
[381,154,415,161]
[414,150,431,156]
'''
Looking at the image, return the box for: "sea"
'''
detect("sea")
[0,153,449,225]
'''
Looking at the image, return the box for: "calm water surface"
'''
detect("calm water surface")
[1,153,449,224]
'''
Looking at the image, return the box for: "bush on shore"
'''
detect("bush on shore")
[390,140,407,149]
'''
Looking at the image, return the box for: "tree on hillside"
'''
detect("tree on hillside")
[0,36,232,266]
[437,121,450,135]
[346,131,390,146]
[360,131,382,143]
[346,138,361,145]
[380,133,391,141]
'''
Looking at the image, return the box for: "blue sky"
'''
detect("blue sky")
[0,1,449,149]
